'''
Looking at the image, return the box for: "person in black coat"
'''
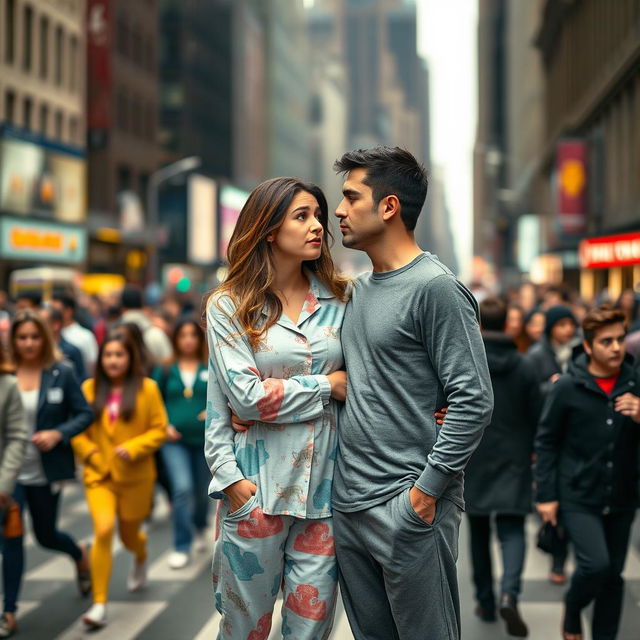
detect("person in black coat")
[1,310,94,637]
[535,304,640,640]
[527,304,578,583]
[464,297,541,638]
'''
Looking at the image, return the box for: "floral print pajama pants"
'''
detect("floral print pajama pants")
[212,497,338,640]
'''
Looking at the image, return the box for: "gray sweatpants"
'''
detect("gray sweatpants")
[334,489,462,640]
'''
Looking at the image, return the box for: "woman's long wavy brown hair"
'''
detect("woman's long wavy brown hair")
[210,177,349,347]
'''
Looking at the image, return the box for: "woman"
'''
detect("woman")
[505,304,529,353]
[524,308,546,351]
[153,319,209,569]
[0,344,27,638]
[206,177,348,639]
[2,310,93,637]
[73,330,167,628]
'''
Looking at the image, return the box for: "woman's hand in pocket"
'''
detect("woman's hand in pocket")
[223,479,257,513]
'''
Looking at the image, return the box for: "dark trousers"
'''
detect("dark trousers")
[467,514,526,608]
[561,509,635,640]
[2,483,82,613]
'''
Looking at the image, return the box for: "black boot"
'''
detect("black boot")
[499,594,528,637]
[474,603,496,623]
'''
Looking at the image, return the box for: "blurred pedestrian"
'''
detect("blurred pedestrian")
[505,304,530,353]
[153,319,210,569]
[0,344,27,638]
[527,305,578,584]
[523,308,545,349]
[615,288,640,332]
[13,292,41,313]
[120,285,173,366]
[73,330,168,628]
[51,294,99,375]
[206,177,348,639]
[535,304,640,640]
[465,297,541,638]
[2,310,93,637]
[40,306,86,382]
[115,322,154,375]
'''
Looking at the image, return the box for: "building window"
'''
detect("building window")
[69,116,78,143]
[54,110,63,139]
[145,39,154,72]
[4,90,16,123]
[117,88,128,131]
[5,0,15,64]
[145,103,154,141]
[131,95,141,137]
[23,4,33,72]
[39,103,48,134]
[55,25,63,85]
[117,164,132,192]
[39,16,49,79]
[23,96,33,129]
[69,35,78,91]
[132,23,142,66]
[117,14,129,57]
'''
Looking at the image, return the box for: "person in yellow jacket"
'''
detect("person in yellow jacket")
[72,330,168,629]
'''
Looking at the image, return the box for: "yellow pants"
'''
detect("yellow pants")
[85,478,155,603]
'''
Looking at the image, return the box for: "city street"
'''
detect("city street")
[9,484,640,640]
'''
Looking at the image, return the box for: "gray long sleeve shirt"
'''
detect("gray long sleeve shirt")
[333,252,493,512]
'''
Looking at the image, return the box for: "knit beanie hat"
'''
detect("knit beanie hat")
[544,305,576,336]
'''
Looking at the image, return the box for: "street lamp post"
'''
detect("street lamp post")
[146,155,201,285]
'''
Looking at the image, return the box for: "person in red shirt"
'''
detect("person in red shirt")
[535,304,640,640]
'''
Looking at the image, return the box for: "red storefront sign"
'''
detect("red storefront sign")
[579,232,640,269]
[557,140,587,235]
[87,0,111,130]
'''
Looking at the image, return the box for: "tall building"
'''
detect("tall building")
[86,0,160,281]
[0,0,87,286]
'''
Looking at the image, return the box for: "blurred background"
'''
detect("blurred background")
[0,0,638,306]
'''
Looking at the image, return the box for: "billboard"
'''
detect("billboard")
[579,232,640,269]
[188,175,217,265]
[87,0,112,146]
[556,140,587,235]
[1,216,87,263]
[219,184,249,260]
[0,136,86,222]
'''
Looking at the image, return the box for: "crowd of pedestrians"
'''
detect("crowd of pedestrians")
[0,145,638,640]
[0,285,207,634]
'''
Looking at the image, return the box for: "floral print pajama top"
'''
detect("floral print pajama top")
[205,271,346,519]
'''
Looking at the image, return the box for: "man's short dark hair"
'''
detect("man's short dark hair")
[121,284,143,310]
[52,293,76,312]
[582,304,626,345]
[16,291,42,307]
[479,297,507,332]
[46,306,64,325]
[334,146,429,231]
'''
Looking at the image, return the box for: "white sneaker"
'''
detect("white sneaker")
[82,603,107,628]
[127,559,147,592]
[193,531,208,553]
[168,551,190,569]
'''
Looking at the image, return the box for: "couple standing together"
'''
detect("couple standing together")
[205,146,493,640]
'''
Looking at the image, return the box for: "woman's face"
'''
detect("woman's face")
[101,340,130,381]
[505,308,524,338]
[176,324,200,358]
[13,321,44,364]
[270,191,324,263]
[525,312,545,342]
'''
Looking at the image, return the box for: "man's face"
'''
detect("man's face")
[335,168,385,250]
[550,318,576,345]
[584,322,626,374]
[51,299,71,323]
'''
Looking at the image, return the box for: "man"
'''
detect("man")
[465,297,541,638]
[527,304,578,583]
[40,306,86,381]
[51,293,99,375]
[332,147,493,640]
[535,304,640,640]
[14,291,42,311]
[119,285,172,365]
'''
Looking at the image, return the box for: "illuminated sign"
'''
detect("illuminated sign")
[557,140,587,235]
[0,216,87,263]
[219,185,250,260]
[579,232,640,269]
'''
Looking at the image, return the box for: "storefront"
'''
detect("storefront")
[579,231,640,301]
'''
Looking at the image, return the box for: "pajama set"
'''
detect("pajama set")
[205,272,345,640]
